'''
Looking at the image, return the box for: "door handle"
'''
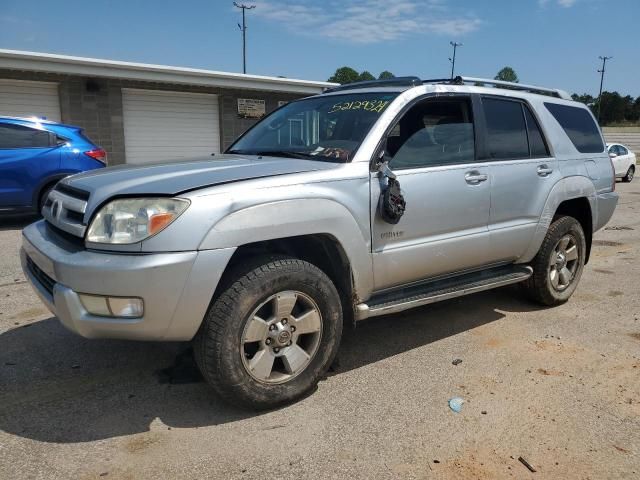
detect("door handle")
[537,165,553,177]
[465,171,488,184]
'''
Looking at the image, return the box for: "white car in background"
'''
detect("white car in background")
[607,143,636,182]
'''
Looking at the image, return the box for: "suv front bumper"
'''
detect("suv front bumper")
[21,220,235,341]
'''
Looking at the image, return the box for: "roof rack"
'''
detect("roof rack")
[422,76,571,100]
[323,76,422,93]
[323,75,572,100]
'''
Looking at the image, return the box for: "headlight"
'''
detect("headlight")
[86,197,190,244]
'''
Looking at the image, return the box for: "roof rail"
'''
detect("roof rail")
[456,76,572,100]
[323,76,422,93]
[322,75,573,100]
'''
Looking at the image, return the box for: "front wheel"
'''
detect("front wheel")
[194,256,343,409]
[623,165,634,183]
[522,216,586,306]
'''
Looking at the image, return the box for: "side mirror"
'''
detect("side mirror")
[377,155,406,224]
[609,153,617,159]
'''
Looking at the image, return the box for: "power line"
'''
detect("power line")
[597,55,613,123]
[234,2,256,74]
[449,42,463,79]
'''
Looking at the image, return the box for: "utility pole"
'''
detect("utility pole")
[449,41,463,79]
[234,2,255,74]
[597,55,612,123]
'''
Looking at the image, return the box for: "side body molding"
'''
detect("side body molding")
[199,198,375,300]
[518,175,596,263]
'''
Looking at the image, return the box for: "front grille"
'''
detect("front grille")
[42,184,90,238]
[55,183,91,201]
[26,256,55,296]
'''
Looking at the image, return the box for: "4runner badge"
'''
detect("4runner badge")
[381,231,404,240]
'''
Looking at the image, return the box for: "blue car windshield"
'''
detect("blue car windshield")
[228,92,399,162]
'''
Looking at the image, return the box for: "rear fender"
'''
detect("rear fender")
[519,175,596,263]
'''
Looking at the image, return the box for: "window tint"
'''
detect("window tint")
[619,145,629,155]
[0,123,51,149]
[483,98,529,159]
[523,106,550,157]
[544,103,604,153]
[387,99,475,169]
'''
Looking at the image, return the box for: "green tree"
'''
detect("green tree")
[358,71,376,82]
[328,66,360,85]
[378,71,395,80]
[494,67,519,83]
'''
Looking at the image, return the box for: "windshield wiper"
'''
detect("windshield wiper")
[245,150,319,160]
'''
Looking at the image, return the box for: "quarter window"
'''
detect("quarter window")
[0,123,52,149]
[386,98,475,169]
[483,98,529,159]
[544,102,604,154]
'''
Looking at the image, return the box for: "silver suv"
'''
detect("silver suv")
[21,76,618,408]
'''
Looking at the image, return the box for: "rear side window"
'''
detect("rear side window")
[544,103,604,153]
[483,98,529,159]
[523,106,550,157]
[0,123,52,149]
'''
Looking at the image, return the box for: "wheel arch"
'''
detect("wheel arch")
[520,176,596,264]
[199,198,374,302]
[217,234,358,326]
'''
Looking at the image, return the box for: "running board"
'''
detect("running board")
[355,265,532,320]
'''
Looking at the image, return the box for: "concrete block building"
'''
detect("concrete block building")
[0,49,333,165]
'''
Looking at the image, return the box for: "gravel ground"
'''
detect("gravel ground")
[0,183,639,480]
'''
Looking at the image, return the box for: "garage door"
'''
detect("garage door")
[0,79,61,121]
[122,88,220,164]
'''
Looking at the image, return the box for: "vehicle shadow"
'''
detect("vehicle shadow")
[0,215,39,231]
[0,286,545,443]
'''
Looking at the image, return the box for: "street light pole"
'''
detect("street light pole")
[597,55,612,123]
[449,41,463,79]
[234,2,255,74]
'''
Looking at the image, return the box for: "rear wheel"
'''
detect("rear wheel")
[194,256,343,409]
[623,165,634,183]
[522,216,586,306]
[37,183,55,216]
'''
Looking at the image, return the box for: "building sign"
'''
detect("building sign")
[237,98,266,118]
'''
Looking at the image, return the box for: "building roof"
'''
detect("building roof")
[0,49,336,95]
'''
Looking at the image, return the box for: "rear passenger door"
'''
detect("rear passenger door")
[479,97,560,263]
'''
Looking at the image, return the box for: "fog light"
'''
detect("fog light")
[79,294,144,318]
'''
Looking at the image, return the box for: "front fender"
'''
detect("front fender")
[199,198,374,299]
[519,175,596,263]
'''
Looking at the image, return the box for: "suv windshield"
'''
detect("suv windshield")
[228,92,399,162]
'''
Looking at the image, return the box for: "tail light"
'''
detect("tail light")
[85,148,107,164]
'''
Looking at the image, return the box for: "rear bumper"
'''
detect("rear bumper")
[21,220,235,341]
[594,191,618,232]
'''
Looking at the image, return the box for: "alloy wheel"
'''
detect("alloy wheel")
[240,291,322,384]
[548,234,580,291]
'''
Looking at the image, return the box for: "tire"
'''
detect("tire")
[622,165,634,183]
[194,256,343,409]
[522,216,586,306]
[37,183,55,215]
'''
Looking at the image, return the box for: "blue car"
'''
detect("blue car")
[0,116,106,215]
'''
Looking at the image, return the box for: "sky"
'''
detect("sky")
[0,0,638,96]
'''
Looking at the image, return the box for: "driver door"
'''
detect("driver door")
[370,96,491,291]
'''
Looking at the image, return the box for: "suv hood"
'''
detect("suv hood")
[60,154,340,211]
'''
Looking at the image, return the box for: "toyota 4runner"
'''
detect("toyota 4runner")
[21,76,618,408]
